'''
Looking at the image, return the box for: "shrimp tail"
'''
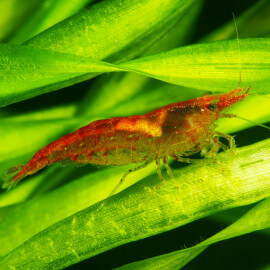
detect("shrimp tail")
[2,164,26,190]
[3,151,50,190]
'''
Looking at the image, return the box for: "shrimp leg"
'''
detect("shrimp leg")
[202,137,228,158]
[163,156,174,179]
[109,159,153,198]
[138,158,167,209]
[155,158,166,181]
[173,155,198,164]
[96,159,153,211]
[215,131,236,149]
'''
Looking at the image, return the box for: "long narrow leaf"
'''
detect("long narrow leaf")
[0,138,269,268]
[116,197,270,270]
[11,0,95,44]
[0,39,269,107]
[121,38,270,93]
[24,0,196,59]
[0,44,117,107]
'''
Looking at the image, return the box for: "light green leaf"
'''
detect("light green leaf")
[78,1,202,116]
[24,0,196,59]
[0,0,198,107]
[120,38,270,93]
[116,197,270,270]
[11,0,95,44]
[0,43,117,107]
[0,0,39,41]
[80,0,268,119]
[1,38,269,107]
[0,138,269,268]
[0,175,44,208]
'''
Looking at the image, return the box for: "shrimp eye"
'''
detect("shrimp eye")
[208,103,218,111]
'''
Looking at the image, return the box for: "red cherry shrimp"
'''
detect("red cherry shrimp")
[6,86,270,197]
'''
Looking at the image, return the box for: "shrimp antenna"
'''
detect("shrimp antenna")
[228,113,270,130]
[232,12,242,88]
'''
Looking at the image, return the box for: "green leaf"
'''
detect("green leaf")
[0,0,39,41]
[78,1,203,116]
[0,43,117,107]
[116,197,270,270]
[120,38,270,93]
[0,0,198,107]
[0,139,269,268]
[11,0,95,44]
[24,0,196,59]
[80,0,269,118]
[1,38,269,107]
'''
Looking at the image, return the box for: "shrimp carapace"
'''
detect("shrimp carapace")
[4,87,261,191]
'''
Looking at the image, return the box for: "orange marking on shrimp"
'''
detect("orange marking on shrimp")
[115,109,167,137]
[5,87,255,191]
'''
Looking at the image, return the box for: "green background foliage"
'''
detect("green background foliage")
[0,0,269,269]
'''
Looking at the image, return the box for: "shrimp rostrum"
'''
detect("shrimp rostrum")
[6,88,253,194]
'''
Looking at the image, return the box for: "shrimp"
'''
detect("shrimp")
[5,86,260,193]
